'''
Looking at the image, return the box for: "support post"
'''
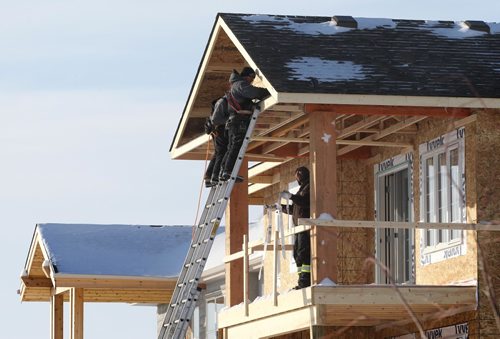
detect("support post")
[225,159,249,307]
[308,110,338,285]
[50,292,64,339]
[273,230,279,306]
[70,288,84,339]
[243,234,249,316]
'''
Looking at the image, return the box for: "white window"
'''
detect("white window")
[419,128,466,264]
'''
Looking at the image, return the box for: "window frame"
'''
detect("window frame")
[374,153,415,284]
[419,128,466,265]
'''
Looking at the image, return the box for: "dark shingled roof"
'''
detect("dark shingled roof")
[219,13,500,98]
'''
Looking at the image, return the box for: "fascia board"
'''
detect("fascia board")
[277,92,500,109]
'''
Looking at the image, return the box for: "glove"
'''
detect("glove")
[280,191,292,199]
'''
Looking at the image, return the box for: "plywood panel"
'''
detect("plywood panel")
[414,117,478,285]
[475,109,500,337]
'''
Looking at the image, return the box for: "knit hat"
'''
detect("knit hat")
[240,67,255,78]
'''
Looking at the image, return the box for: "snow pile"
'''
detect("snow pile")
[317,213,335,221]
[286,57,366,82]
[423,21,488,39]
[318,277,337,286]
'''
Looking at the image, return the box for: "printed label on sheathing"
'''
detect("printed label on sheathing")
[389,322,468,339]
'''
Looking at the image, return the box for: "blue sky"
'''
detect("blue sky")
[1,1,499,338]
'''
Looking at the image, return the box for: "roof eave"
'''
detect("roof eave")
[52,273,178,289]
[277,92,500,109]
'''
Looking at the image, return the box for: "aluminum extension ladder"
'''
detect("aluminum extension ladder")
[158,106,261,339]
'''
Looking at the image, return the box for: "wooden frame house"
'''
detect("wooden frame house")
[168,13,500,338]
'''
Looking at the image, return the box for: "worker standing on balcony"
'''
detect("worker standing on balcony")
[280,166,311,289]
[219,67,270,182]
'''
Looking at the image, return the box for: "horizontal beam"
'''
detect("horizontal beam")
[305,104,471,117]
[248,175,273,184]
[298,218,500,231]
[53,275,178,289]
[223,243,294,263]
[21,276,53,288]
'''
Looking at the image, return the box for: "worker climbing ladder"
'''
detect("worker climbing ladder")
[158,106,262,339]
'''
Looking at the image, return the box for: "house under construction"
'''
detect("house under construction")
[20,13,500,339]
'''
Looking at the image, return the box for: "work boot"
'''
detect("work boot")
[204,178,214,188]
[297,272,311,289]
[220,172,230,181]
[220,172,244,183]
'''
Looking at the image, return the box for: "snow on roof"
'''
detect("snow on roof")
[423,21,488,39]
[241,15,396,35]
[286,57,367,82]
[38,223,193,278]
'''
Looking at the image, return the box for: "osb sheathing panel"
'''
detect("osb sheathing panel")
[413,117,478,285]
[375,310,478,339]
[261,157,374,292]
[475,110,500,338]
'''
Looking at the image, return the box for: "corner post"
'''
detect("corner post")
[225,158,249,307]
[70,287,84,339]
[50,290,64,339]
[308,109,338,285]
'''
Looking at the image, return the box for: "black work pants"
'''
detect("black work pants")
[293,230,311,268]
[205,129,228,181]
[221,115,250,176]
[294,230,311,287]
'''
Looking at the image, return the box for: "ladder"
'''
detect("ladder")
[158,106,261,339]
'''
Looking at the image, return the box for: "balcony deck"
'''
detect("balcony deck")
[218,284,476,338]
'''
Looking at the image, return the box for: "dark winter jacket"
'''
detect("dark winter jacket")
[227,71,270,114]
[282,180,310,225]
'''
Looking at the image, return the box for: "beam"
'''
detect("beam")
[337,115,384,139]
[337,116,426,156]
[21,276,53,288]
[298,218,500,231]
[252,136,309,143]
[53,276,177,289]
[70,288,84,339]
[248,175,273,184]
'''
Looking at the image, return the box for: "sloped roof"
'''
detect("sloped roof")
[220,13,500,98]
[20,223,194,302]
[169,13,500,160]
[38,223,193,277]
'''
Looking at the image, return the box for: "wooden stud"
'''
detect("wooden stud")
[70,288,84,339]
